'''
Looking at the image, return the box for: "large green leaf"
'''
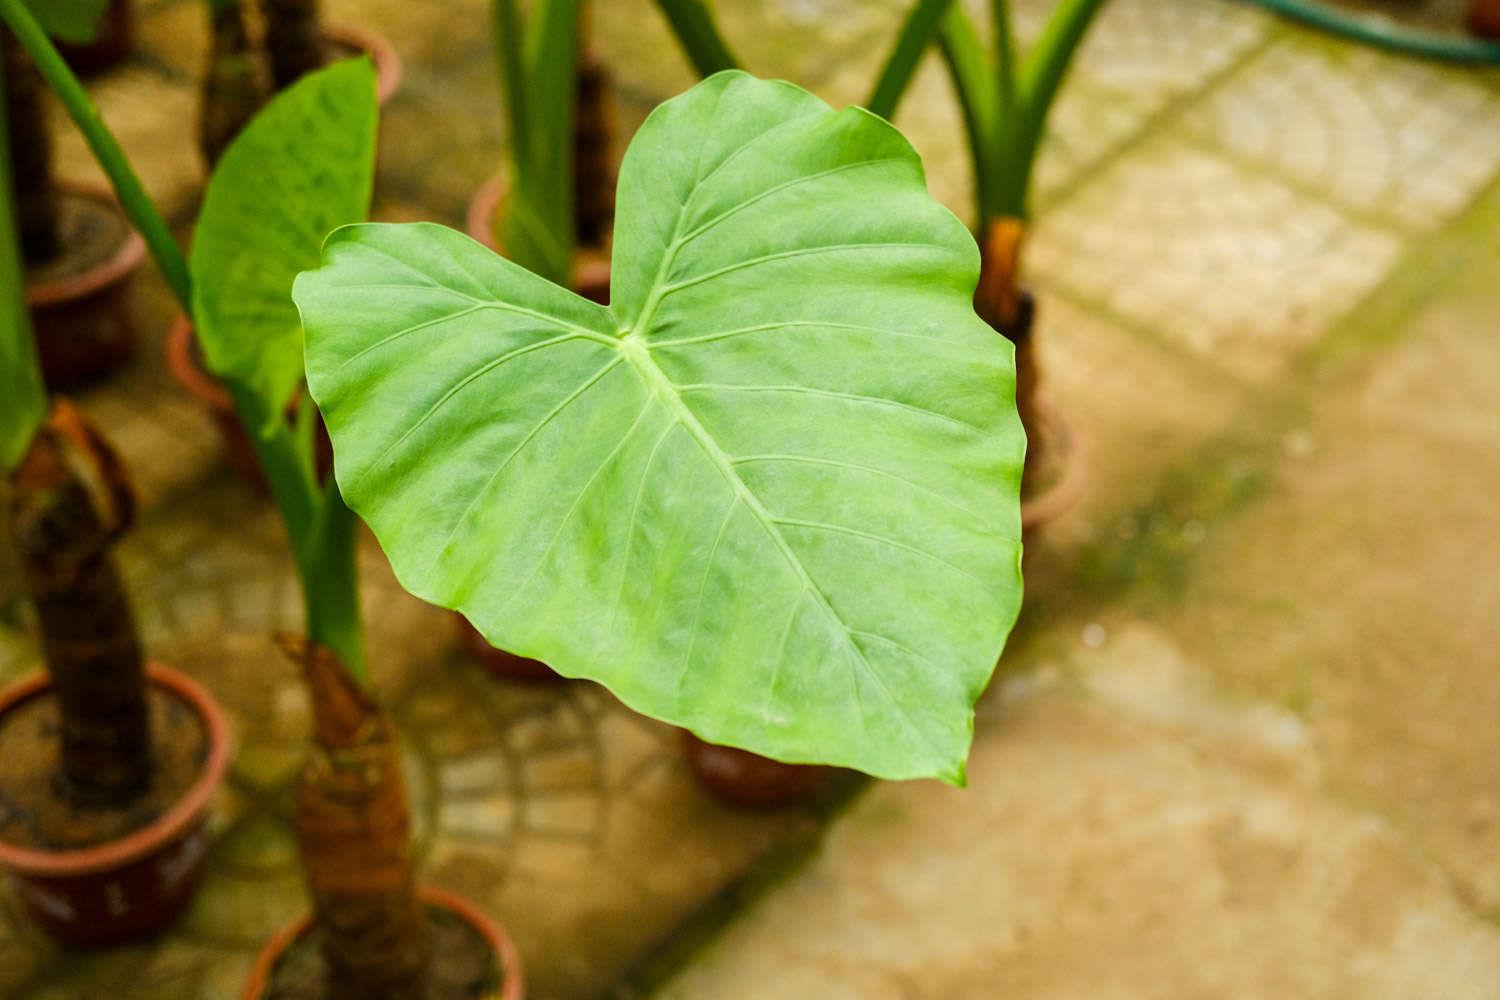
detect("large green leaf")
[25,0,108,44]
[190,57,376,423]
[296,71,1024,783]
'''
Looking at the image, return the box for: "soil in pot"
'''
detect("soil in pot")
[248,888,523,1000]
[25,183,146,389]
[0,665,229,946]
[456,614,563,684]
[682,732,829,809]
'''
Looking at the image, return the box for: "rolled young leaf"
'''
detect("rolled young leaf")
[191,57,376,425]
[296,71,1024,784]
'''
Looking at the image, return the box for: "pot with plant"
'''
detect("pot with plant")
[294,65,1027,842]
[0,10,528,988]
[4,1,144,389]
[0,12,228,947]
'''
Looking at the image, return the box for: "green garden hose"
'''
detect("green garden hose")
[1241,0,1500,62]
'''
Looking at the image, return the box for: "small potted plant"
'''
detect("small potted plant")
[295,66,1028,825]
[0,10,228,946]
[4,1,144,388]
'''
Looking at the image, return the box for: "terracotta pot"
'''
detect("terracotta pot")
[241,884,525,1000]
[682,731,829,809]
[57,0,133,76]
[323,23,403,106]
[454,614,562,684]
[167,315,333,490]
[1471,0,1500,38]
[26,181,146,390]
[0,664,230,947]
[465,172,611,304]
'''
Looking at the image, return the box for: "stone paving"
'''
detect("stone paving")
[3,0,1500,998]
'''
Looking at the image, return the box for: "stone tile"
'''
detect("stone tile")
[1186,35,1500,230]
[1029,136,1404,382]
[659,688,1500,1000]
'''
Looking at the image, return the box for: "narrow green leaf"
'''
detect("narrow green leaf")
[296,72,1024,784]
[865,0,955,121]
[24,0,108,44]
[652,0,740,76]
[937,6,1001,223]
[190,57,376,423]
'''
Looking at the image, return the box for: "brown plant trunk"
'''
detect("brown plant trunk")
[1470,0,1500,38]
[199,0,266,167]
[3,29,62,266]
[975,218,1042,495]
[573,2,615,248]
[283,636,431,999]
[263,0,324,93]
[7,401,151,807]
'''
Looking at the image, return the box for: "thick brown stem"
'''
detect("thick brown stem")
[3,29,62,266]
[975,219,1043,495]
[284,636,430,999]
[199,0,267,167]
[573,2,615,248]
[1471,0,1500,38]
[8,401,150,807]
[263,0,325,93]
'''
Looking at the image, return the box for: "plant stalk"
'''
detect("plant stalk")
[8,401,152,807]
[865,0,956,121]
[284,636,429,998]
[2,27,60,264]
[0,32,46,471]
[573,0,614,247]
[199,0,266,167]
[263,0,325,93]
[652,0,739,76]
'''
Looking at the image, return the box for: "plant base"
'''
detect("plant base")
[0,664,229,947]
[242,886,524,1000]
[682,732,829,809]
[25,182,146,390]
[455,615,562,684]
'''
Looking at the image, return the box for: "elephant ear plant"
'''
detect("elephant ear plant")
[296,70,1026,783]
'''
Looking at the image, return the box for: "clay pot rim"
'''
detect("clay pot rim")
[465,169,611,287]
[166,313,235,413]
[0,663,231,878]
[23,181,146,308]
[1020,396,1087,532]
[241,884,526,1000]
[323,22,404,106]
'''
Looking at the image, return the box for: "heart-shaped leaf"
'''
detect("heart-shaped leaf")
[296,71,1024,783]
[191,57,377,424]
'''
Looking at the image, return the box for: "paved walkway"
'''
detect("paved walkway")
[2,1,1498,998]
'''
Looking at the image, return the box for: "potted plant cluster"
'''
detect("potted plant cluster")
[4,2,530,983]
[4,0,144,388]
[0,6,228,947]
[8,0,1029,991]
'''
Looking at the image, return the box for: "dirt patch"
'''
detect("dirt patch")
[0,684,206,851]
